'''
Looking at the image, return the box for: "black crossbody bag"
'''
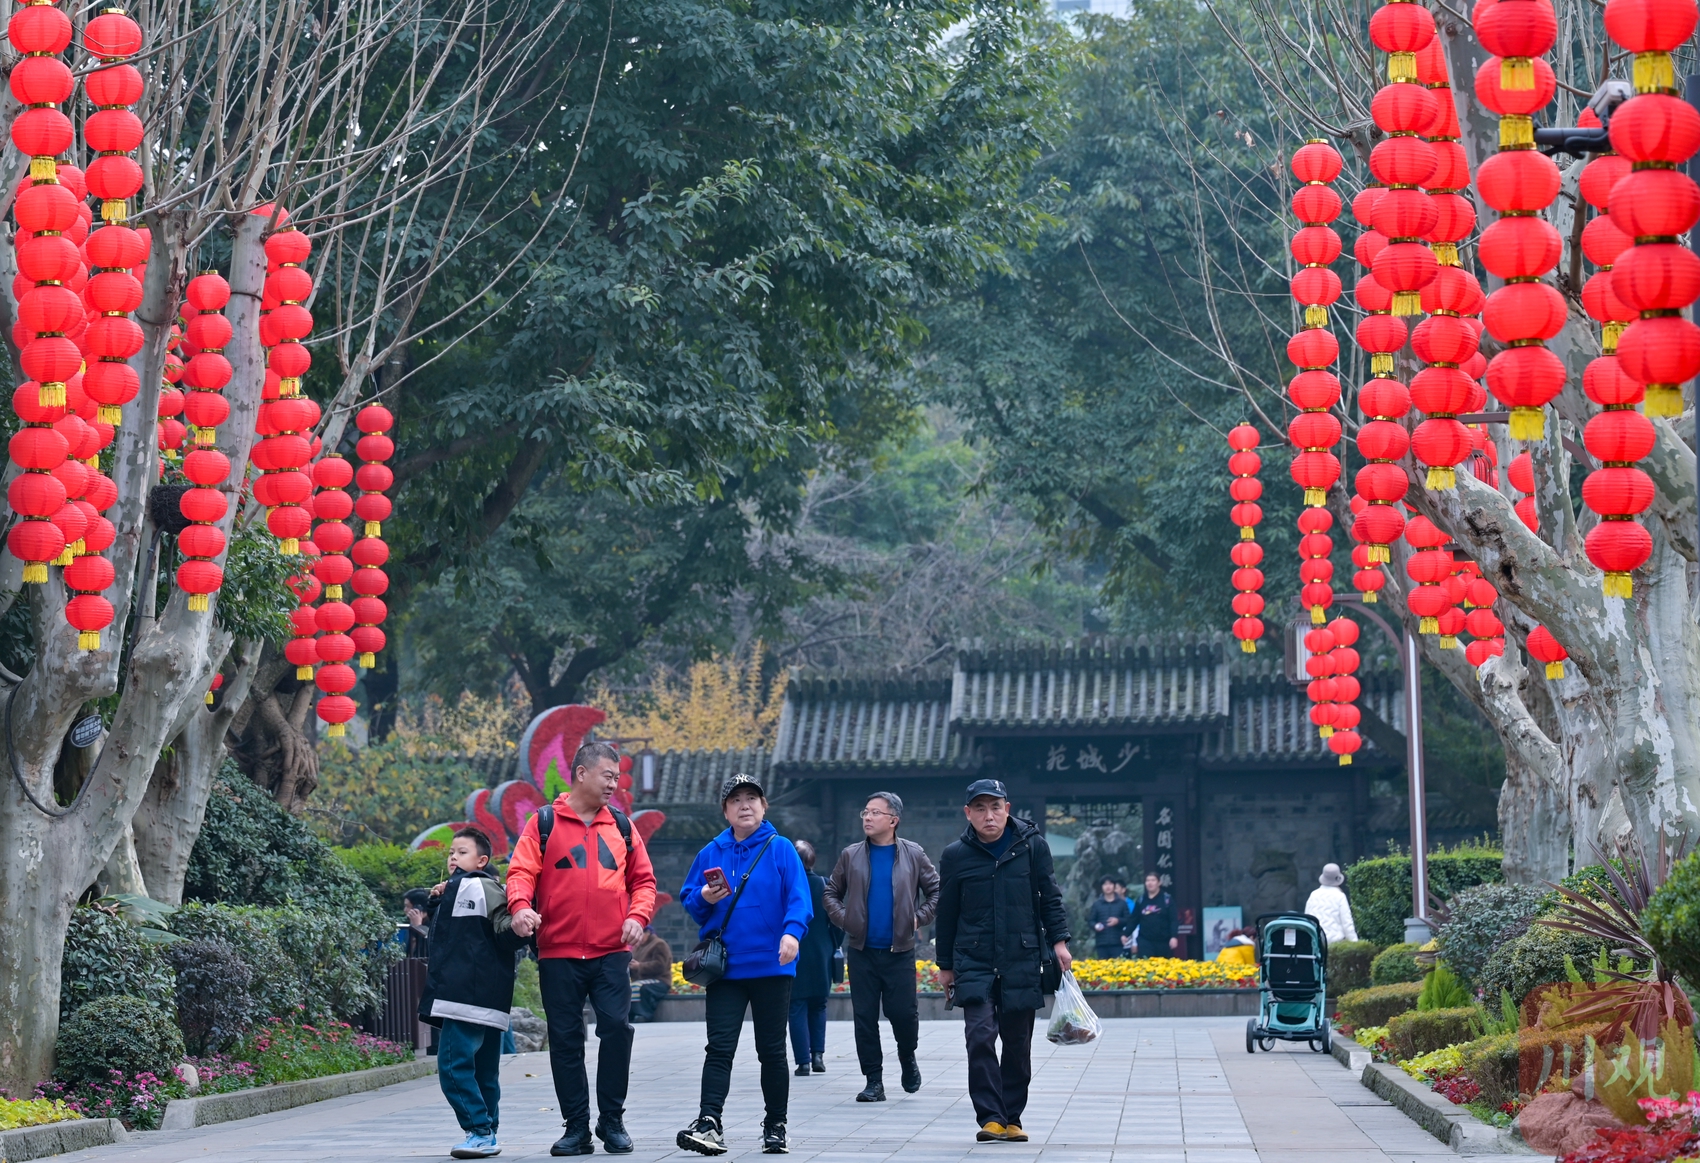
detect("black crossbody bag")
[682,834,776,986]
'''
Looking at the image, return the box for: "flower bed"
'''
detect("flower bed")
[0,1096,82,1130]
[669,957,1257,995]
[35,1071,184,1130]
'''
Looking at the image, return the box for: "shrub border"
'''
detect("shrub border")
[1327,1035,1534,1154]
[159,1058,435,1130]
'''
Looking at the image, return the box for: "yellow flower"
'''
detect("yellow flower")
[0,1098,81,1130]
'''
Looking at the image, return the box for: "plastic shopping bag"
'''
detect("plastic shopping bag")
[1045,971,1102,1046]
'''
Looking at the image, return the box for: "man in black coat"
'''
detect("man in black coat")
[935,780,1071,1144]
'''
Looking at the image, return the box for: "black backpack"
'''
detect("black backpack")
[535,804,634,865]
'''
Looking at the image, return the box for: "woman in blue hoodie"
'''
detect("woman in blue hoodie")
[674,774,812,1157]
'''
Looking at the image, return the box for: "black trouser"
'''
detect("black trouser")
[699,975,791,1126]
[845,945,918,1077]
[630,981,670,1023]
[961,984,1034,1128]
[540,953,633,1127]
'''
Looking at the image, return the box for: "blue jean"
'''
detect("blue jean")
[438,1018,503,1136]
[788,996,827,1064]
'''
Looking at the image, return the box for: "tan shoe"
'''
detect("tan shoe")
[976,1123,1007,1142]
[1002,1125,1028,1142]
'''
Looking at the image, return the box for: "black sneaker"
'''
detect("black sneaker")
[595,1116,632,1155]
[855,1078,885,1102]
[900,1055,921,1093]
[550,1124,594,1157]
[676,1117,726,1157]
[762,1121,788,1154]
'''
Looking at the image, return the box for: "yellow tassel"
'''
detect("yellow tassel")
[205,690,215,705]
[52,547,73,567]
[1368,545,1389,564]
[1392,291,1421,317]
[1509,407,1545,441]
[328,722,346,738]
[1318,725,1334,739]
[1644,385,1683,417]
[1305,487,1326,506]
[189,593,209,611]
[365,521,382,537]
[325,584,343,600]
[1371,353,1394,375]
[22,562,46,583]
[1500,115,1534,149]
[29,156,55,180]
[1240,526,1255,540]
[1304,305,1328,327]
[1603,573,1633,599]
[78,630,100,651]
[1602,320,1625,353]
[1440,635,1459,649]
[1363,591,1377,603]
[1431,242,1458,267]
[100,199,127,223]
[1310,606,1325,626]
[359,651,376,668]
[1500,57,1534,90]
[279,538,299,555]
[1545,661,1565,680]
[1634,52,1675,94]
[1419,616,1439,635]
[297,665,314,680]
[194,426,216,446]
[280,378,301,397]
[98,404,121,425]
[1338,754,1353,766]
[1425,465,1456,490]
[70,539,84,557]
[39,382,64,407]
[1388,51,1417,84]
[84,456,99,468]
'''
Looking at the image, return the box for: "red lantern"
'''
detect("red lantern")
[316,693,358,737]
[1526,625,1570,678]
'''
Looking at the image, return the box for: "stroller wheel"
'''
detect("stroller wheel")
[1245,1019,1257,1054]
[1257,1037,1275,1052]
[1308,1038,1323,1053]
[1321,1024,1332,1054]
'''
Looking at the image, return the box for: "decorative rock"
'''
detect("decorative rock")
[510,1007,547,1053]
[1516,1091,1623,1156]
[177,1062,201,1094]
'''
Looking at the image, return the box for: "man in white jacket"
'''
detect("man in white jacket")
[1303,863,1357,943]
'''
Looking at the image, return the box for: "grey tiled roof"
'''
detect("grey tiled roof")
[774,676,962,769]
[952,636,1232,728]
[647,747,776,803]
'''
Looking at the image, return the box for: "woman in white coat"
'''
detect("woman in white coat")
[1302,863,1357,942]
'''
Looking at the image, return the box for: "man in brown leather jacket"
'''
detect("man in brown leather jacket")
[824,791,940,1102]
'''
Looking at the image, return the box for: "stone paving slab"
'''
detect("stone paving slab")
[38,1017,1497,1163]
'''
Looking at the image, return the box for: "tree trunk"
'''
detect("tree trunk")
[133,637,260,903]
[228,641,321,813]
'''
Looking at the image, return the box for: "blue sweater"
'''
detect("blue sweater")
[680,822,813,979]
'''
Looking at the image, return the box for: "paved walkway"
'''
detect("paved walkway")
[51,1018,1502,1163]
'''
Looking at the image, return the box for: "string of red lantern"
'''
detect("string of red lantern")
[1227,424,1264,653]
[1367,0,1440,320]
[1351,192,1411,577]
[1526,625,1569,679]
[1474,0,1565,442]
[1327,616,1362,765]
[176,273,232,611]
[1505,451,1540,532]
[255,224,318,554]
[159,329,187,463]
[1349,498,1385,603]
[1288,140,1345,519]
[350,406,394,670]
[1403,511,1450,635]
[1461,568,1506,668]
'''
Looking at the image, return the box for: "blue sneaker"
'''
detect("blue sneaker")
[451,1133,501,1158]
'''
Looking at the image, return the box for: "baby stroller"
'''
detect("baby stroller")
[1245,912,1331,1054]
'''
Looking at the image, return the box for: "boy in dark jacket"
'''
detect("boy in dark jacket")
[420,828,525,1159]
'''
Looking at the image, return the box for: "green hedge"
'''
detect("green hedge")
[1461,1033,1518,1109]
[59,906,175,1019]
[1436,883,1550,990]
[1371,943,1424,985]
[1337,982,1423,1029]
[335,844,450,905]
[1387,1006,1480,1060]
[1476,922,1605,1009]
[1646,849,1700,990]
[1330,941,1382,994]
[54,995,184,1083]
[1345,846,1505,945]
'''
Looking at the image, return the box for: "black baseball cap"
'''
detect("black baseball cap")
[719,773,766,803]
[965,778,1009,804]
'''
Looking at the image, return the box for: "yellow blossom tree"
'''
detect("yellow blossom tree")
[597,646,787,752]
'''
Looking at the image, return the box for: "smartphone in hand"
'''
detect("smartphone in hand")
[703,867,729,893]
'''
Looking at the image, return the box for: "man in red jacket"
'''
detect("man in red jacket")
[509,742,658,1157]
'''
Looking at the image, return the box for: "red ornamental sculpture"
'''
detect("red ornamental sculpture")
[1526,625,1569,679]
[1474,0,1565,441]
[1287,142,1344,509]
[1226,424,1264,653]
